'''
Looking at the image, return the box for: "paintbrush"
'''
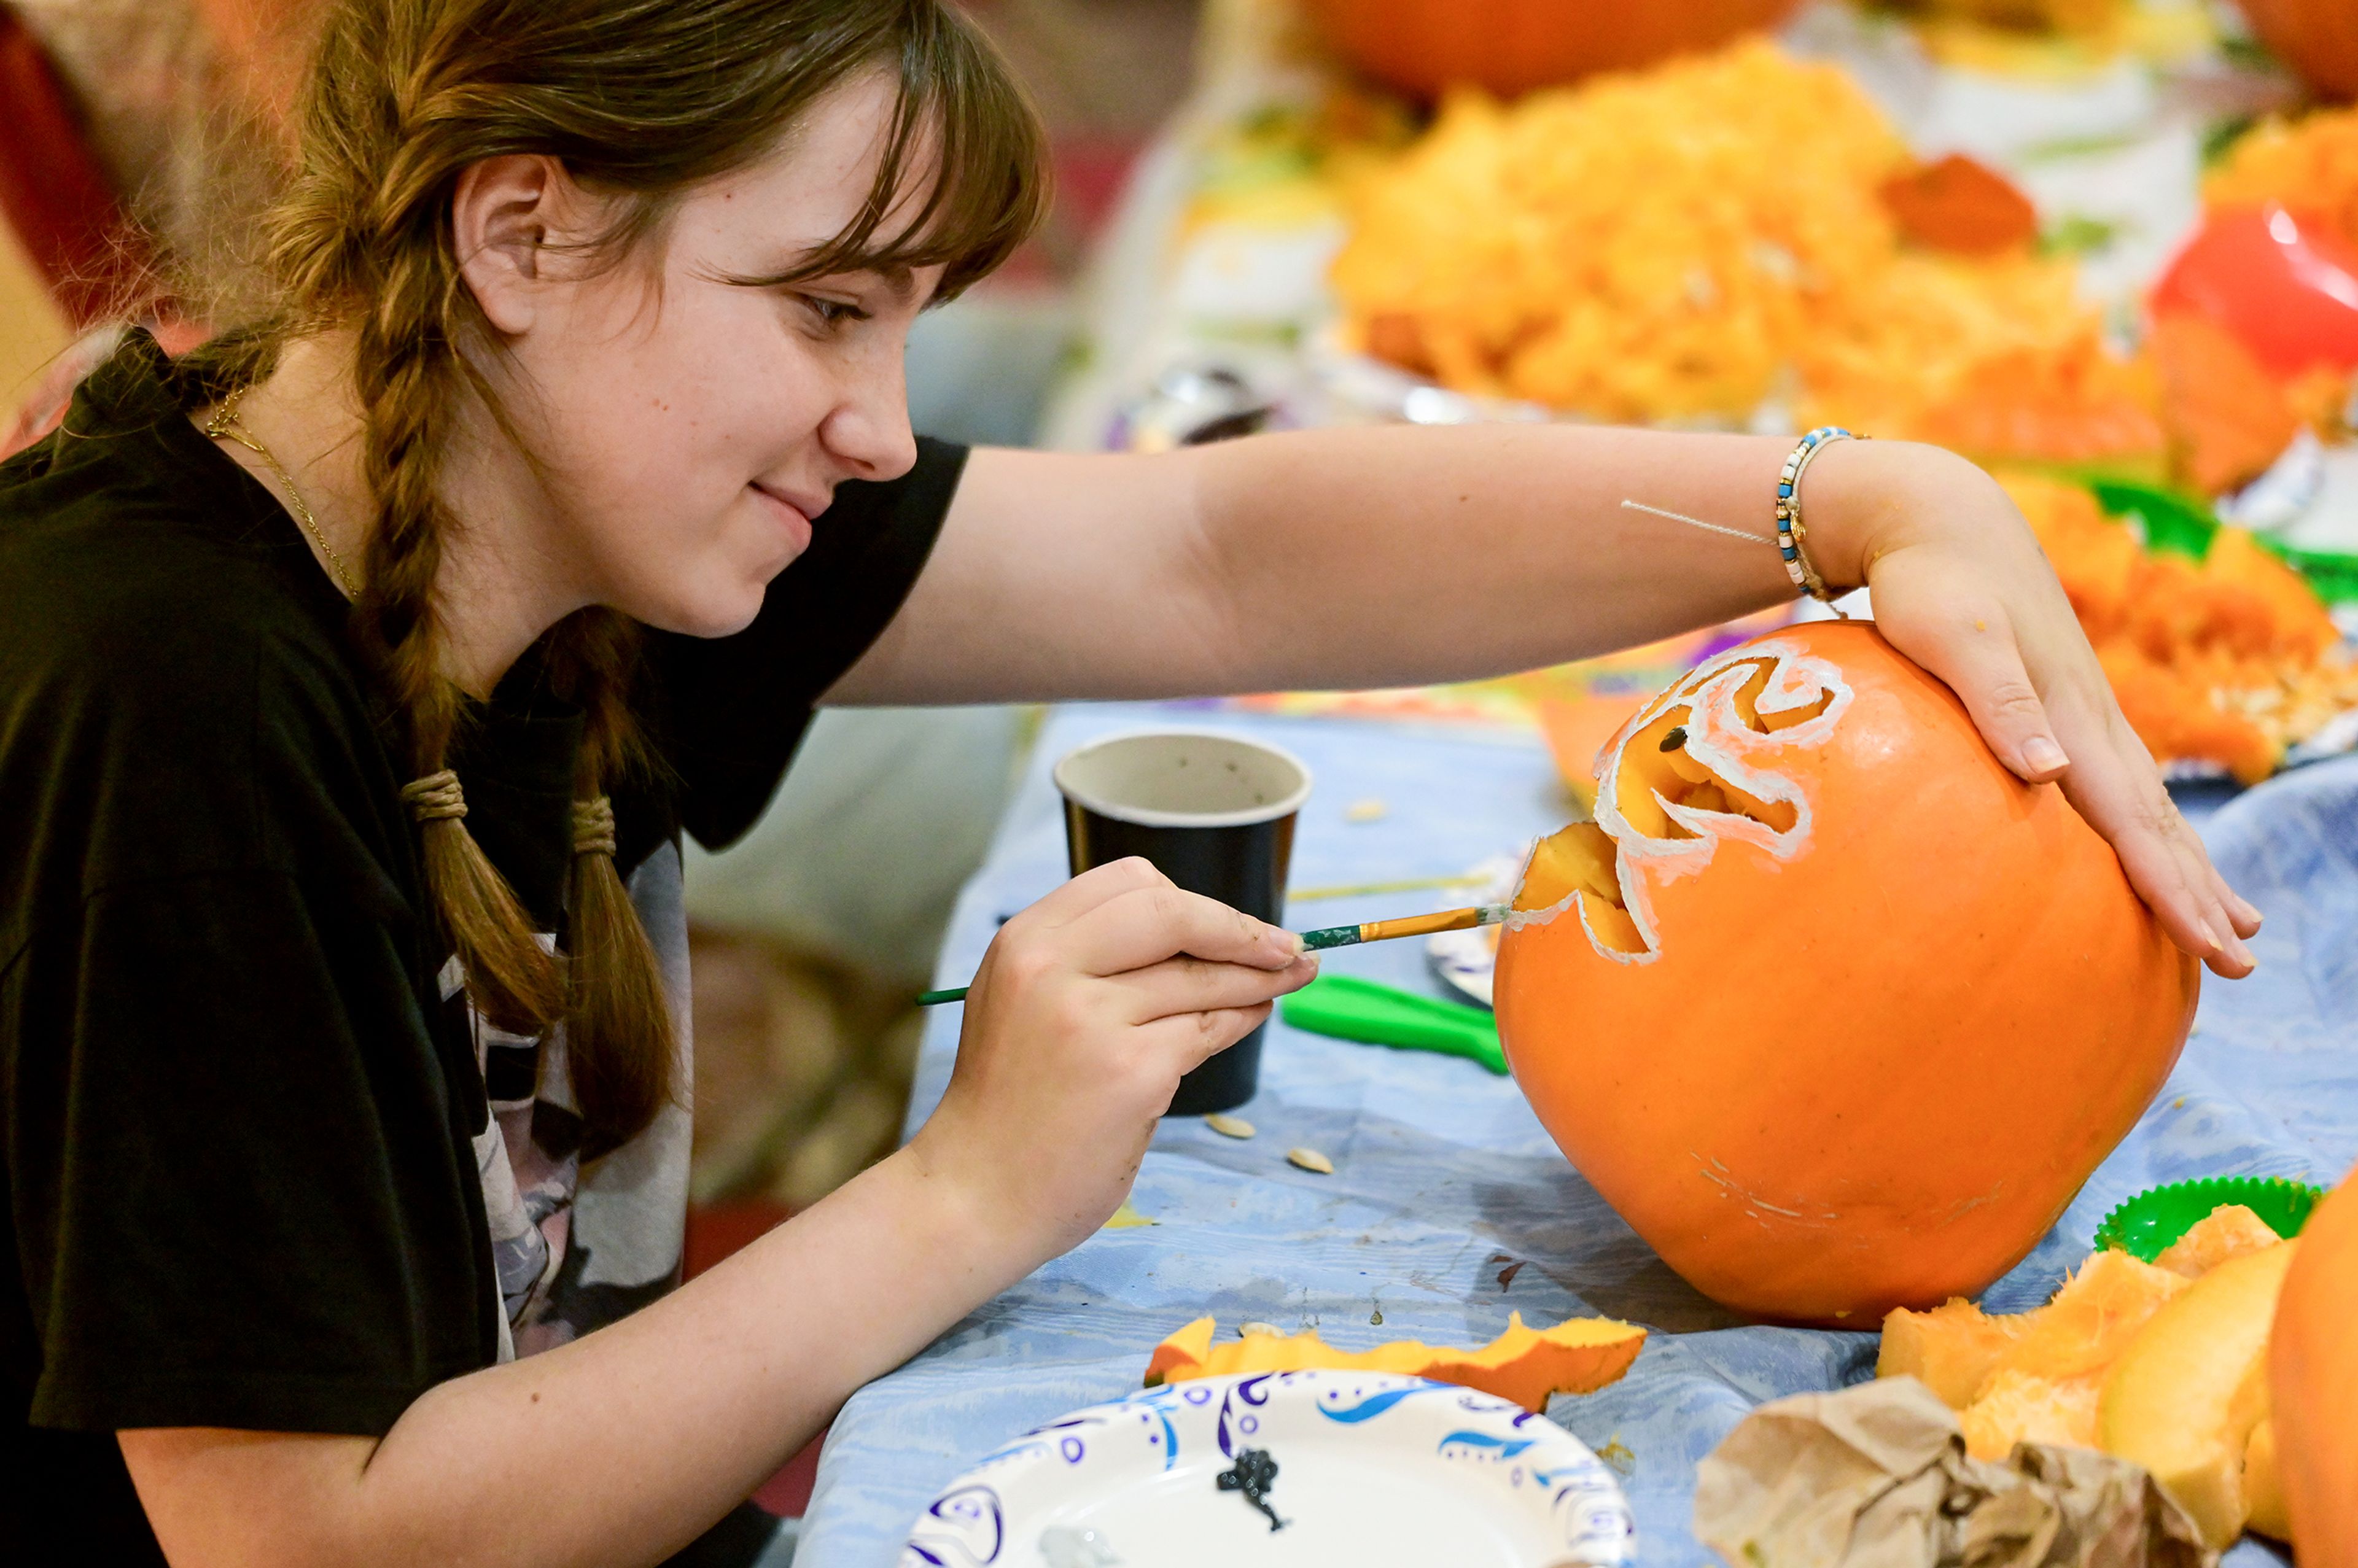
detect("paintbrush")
[915,902,1513,1007]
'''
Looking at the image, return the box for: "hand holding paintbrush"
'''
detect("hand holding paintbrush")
[918,902,1511,1006]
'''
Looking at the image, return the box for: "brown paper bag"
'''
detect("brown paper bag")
[1693,1378,2213,1568]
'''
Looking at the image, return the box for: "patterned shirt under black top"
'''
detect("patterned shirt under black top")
[461,845,693,1360]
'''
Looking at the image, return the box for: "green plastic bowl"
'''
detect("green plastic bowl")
[2093,1175,2324,1262]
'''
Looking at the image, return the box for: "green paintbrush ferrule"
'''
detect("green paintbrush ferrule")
[1298,924,1368,952]
[916,985,970,1007]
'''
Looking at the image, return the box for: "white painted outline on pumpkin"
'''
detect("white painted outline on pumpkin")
[1508,638,1854,964]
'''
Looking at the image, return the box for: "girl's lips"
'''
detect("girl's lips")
[750,483,815,553]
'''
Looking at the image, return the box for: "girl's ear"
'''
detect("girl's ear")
[452,154,563,336]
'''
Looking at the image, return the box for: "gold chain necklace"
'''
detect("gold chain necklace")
[204,388,360,598]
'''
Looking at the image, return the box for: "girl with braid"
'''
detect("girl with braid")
[0,0,2259,1563]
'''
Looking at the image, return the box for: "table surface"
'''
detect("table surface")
[796,701,2358,1568]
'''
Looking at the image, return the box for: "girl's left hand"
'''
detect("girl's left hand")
[1835,442,2260,978]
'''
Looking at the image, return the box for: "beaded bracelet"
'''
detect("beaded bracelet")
[1775,425,1858,604]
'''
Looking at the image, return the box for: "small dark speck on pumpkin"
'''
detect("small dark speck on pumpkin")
[1660,726,1688,753]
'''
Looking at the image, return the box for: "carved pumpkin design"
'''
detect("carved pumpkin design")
[1495,623,2198,1324]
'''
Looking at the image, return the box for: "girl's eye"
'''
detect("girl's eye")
[799,295,871,330]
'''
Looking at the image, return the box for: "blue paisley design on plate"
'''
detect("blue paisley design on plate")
[1437,1429,1536,1459]
[904,1483,1003,1568]
[1214,1372,1277,1457]
[1313,1384,1433,1424]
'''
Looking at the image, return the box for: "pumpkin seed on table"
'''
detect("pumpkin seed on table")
[1205,1114,1256,1139]
[1288,1146,1334,1174]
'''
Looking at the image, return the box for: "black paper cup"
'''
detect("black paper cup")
[1053,730,1312,1116]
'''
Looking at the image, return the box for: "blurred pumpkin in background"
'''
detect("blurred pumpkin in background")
[2238,0,2358,101]
[1298,0,1804,98]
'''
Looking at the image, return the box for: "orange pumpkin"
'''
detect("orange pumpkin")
[1298,0,1802,99]
[2238,0,2358,101]
[2271,1160,2358,1562]
[1493,623,2197,1324]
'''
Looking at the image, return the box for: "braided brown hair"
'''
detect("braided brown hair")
[187,0,1045,1151]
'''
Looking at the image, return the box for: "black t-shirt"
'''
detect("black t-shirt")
[0,332,965,1561]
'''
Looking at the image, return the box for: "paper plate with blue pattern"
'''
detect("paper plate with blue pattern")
[900,1370,1632,1568]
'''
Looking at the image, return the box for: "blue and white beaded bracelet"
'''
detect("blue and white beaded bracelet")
[1775,425,1858,603]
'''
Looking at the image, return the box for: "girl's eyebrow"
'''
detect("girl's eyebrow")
[712,258,917,300]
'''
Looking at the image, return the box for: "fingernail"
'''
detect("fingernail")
[2195,918,2220,953]
[2236,898,2263,929]
[2024,737,2068,773]
[1282,931,1306,958]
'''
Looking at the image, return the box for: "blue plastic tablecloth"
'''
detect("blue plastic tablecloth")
[795,703,2358,1567]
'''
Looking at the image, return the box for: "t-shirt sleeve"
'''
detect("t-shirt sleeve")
[646,437,969,851]
[9,866,496,1435]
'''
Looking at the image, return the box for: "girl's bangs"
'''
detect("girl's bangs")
[785,12,1048,300]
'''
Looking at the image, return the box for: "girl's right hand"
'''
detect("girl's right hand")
[906,857,1320,1265]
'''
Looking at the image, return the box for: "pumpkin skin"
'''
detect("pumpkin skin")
[1495,623,2197,1324]
[1299,0,1802,100]
[2237,0,2358,101]
[2270,1161,2358,1564]
[1143,1312,1646,1413]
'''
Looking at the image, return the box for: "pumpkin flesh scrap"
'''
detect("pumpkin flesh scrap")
[1877,1215,2307,1545]
[1876,1296,2029,1407]
[2244,1418,2290,1541]
[1142,1311,1646,1414]
[2099,1240,2297,1548]
[1878,1249,2187,1448]
[1961,1370,2099,1460]
[1982,1249,2187,1386]
[2155,1203,2284,1278]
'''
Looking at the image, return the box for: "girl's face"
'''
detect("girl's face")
[473,72,945,639]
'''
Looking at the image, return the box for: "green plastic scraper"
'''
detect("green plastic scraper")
[1279,973,1509,1076]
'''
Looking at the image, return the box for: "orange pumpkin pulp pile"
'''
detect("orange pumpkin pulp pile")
[1329,39,2158,467]
[1494,622,2198,1324]
[1881,1203,2306,1549]
[2001,471,2358,783]
[1143,1312,1647,1413]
